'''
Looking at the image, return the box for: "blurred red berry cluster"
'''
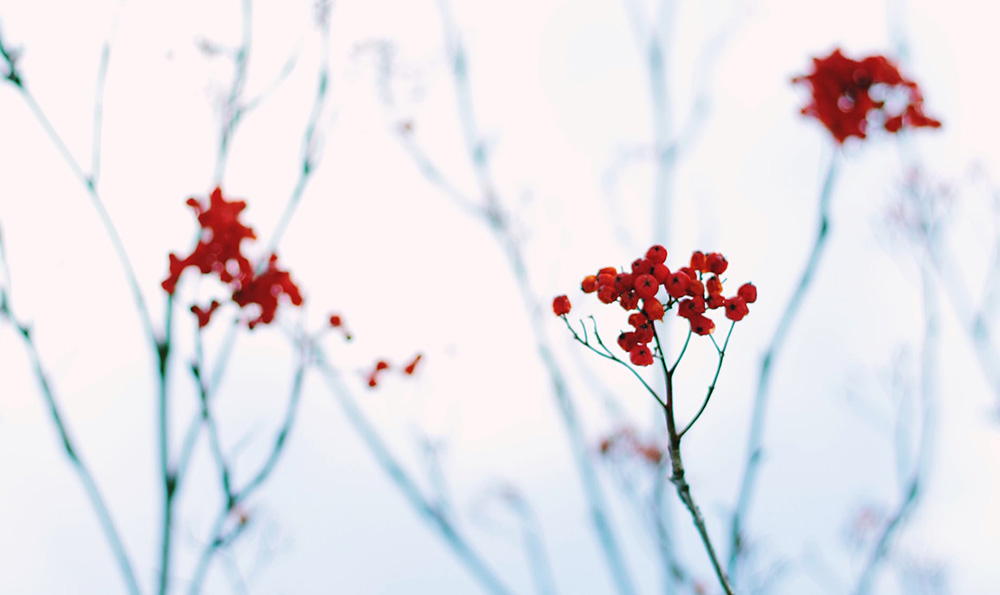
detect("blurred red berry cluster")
[793,48,941,143]
[598,427,664,466]
[162,187,303,329]
[554,245,756,367]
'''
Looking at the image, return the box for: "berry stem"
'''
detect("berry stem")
[654,330,735,595]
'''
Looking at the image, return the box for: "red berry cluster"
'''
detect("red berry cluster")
[162,188,303,329]
[793,48,941,144]
[554,245,756,367]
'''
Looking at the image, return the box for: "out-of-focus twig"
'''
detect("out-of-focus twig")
[854,229,939,595]
[91,0,126,188]
[0,227,142,595]
[729,151,840,580]
[187,342,311,594]
[380,5,640,591]
[314,348,514,595]
[0,24,158,351]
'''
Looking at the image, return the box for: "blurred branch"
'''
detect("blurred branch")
[471,483,559,595]
[0,228,142,595]
[0,23,159,352]
[213,0,253,184]
[91,0,126,188]
[188,341,311,594]
[377,5,640,590]
[192,328,235,503]
[209,9,333,395]
[730,151,840,580]
[853,259,938,595]
[313,348,513,595]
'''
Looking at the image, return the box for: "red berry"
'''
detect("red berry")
[689,314,715,335]
[706,252,728,275]
[614,273,634,292]
[633,274,659,299]
[646,245,668,264]
[628,312,647,328]
[665,271,691,299]
[552,295,572,316]
[690,251,706,271]
[634,322,654,343]
[686,278,705,298]
[706,276,723,297]
[631,258,654,276]
[619,291,640,310]
[707,294,725,309]
[618,331,638,352]
[678,296,706,319]
[629,344,654,366]
[738,282,757,304]
[652,263,670,284]
[329,314,343,327]
[642,298,664,321]
[725,296,749,321]
[597,286,617,304]
[581,275,598,293]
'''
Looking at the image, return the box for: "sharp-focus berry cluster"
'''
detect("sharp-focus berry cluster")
[793,48,941,144]
[162,187,303,329]
[554,245,757,367]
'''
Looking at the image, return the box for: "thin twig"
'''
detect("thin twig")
[400,6,640,590]
[209,12,333,395]
[90,0,126,188]
[188,345,310,594]
[213,0,253,184]
[679,322,734,438]
[853,260,937,595]
[654,331,734,595]
[2,63,158,350]
[563,315,664,407]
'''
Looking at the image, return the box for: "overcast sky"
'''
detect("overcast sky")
[0,0,997,593]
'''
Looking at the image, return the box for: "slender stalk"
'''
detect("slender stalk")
[563,316,663,406]
[423,5,638,591]
[853,259,937,595]
[188,347,310,594]
[213,0,253,184]
[10,87,158,350]
[91,0,126,188]
[654,330,734,595]
[679,323,734,438]
[157,322,175,595]
[729,152,840,577]
[314,351,513,595]
[208,13,332,395]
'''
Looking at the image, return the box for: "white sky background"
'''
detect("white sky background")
[0,0,998,593]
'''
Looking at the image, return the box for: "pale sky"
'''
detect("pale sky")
[0,0,997,593]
